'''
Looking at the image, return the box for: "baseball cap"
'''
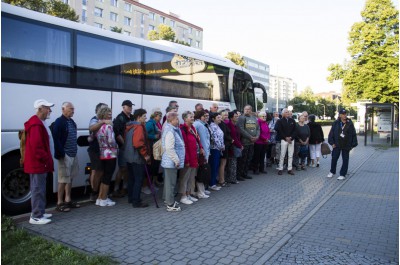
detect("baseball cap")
[34,99,54,109]
[122,100,134,107]
[339,108,347,115]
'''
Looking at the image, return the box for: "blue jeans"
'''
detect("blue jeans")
[330,148,350,176]
[209,149,221,186]
[127,162,145,205]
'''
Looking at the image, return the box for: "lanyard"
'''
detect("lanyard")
[340,121,346,134]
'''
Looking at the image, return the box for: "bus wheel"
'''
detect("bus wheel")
[1,154,31,216]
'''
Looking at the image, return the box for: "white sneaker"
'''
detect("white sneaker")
[95,199,101,206]
[210,185,221,191]
[43,213,52,219]
[198,193,209,199]
[337,176,346,180]
[180,197,193,205]
[166,202,181,212]
[99,199,116,206]
[141,187,151,195]
[204,190,211,195]
[29,217,51,225]
[188,195,198,202]
[327,172,334,178]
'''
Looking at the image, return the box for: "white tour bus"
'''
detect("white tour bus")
[1,3,267,215]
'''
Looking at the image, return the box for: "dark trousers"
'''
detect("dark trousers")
[330,148,350,176]
[253,144,267,172]
[237,144,254,178]
[127,162,145,205]
[30,173,47,218]
[209,149,221,186]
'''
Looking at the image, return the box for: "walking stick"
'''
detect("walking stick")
[144,164,159,208]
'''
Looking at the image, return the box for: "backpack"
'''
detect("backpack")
[18,130,26,167]
[152,138,163,161]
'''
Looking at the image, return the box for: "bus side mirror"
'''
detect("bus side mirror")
[263,92,268,103]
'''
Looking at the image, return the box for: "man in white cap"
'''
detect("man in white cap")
[24,99,55,224]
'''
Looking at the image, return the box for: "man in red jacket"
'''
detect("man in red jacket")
[24,99,55,225]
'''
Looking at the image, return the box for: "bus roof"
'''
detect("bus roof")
[2,3,245,72]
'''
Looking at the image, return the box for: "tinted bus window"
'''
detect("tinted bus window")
[144,49,191,97]
[2,16,72,84]
[76,34,142,91]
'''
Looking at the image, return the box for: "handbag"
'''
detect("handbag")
[321,142,332,158]
[196,154,210,183]
[233,146,242,158]
[152,138,163,161]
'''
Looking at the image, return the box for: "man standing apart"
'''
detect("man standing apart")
[25,99,55,224]
[327,109,358,180]
[112,100,134,197]
[276,108,297,175]
[237,105,260,180]
[52,102,80,212]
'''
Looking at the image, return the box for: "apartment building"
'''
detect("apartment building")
[64,0,203,49]
[269,75,297,112]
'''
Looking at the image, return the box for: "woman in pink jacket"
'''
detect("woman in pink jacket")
[252,112,270,174]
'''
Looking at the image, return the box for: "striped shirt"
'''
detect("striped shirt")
[64,119,77,157]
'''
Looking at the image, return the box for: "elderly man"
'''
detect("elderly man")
[237,104,260,180]
[25,99,55,224]
[327,108,358,180]
[275,108,297,175]
[52,102,80,212]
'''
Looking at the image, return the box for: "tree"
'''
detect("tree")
[225,52,245,67]
[110,26,122,33]
[327,0,399,103]
[147,24,175,42]
[4,0,79,22]
[256,98,264,111]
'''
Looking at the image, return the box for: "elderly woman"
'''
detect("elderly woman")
[179,111,203,205]
[146,108,163,186]
[124,109,151,208]
[225,110,243,184]
[296,114,310,170]
[95,107,118,207]
[252,112,270,174]
[193,110,211,198]
[218,110,232,187]
[161,112,185,212]
[209,112,225,191]
[308,114,324,167]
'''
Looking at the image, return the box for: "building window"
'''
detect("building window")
[82,10,87,22]
[170,20,175,27]
[160,16,165,24]
[141,13,145,25]
[195,41,200,48]
[124,16,131,26]
[110,0,117,7]
[61,0,68,4]
[149,12,155,21]
[82,0,87,6]
[188,38,192,45]
[110,12,118,22]
[140,28,144,38]
[196,30,200,37]
[123,31,130,36]
[149,25,155,31]
[94,7,103,17]
[94,22,102,28]
[189,27,192,34]
[183,29,188,37]
[124,3,132,12]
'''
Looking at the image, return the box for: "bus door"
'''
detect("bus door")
[232,70,255,111]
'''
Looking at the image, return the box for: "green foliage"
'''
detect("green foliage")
[174,39,190,46]
[327,0,399,104]
[1,215,16,232]
[256,98,264,111]
[147,24,176,42]
[110,26,122,33]
[1,223,116,265]
[225,52,245,67]
[4,0,79,21]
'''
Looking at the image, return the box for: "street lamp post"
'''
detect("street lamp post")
[315,101,326,119]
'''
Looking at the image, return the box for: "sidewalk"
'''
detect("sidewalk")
[17,139,398,264]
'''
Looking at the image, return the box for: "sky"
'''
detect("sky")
[140,0,398,94]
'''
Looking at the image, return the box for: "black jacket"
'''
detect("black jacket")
[328,118,358,150]
[308,121,324,144]
[275,117,296,141]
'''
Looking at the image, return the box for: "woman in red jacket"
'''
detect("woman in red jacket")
[225,110,243,184]
[179,111,204,204]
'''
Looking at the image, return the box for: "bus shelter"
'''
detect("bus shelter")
[364,103,399,147]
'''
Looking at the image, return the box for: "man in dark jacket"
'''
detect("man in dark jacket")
[327,108,358,180]
[25,99,55,225]
[275,108,297,175]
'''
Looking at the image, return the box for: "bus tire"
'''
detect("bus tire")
[1,153,31,215]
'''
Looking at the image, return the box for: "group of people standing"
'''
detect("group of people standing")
[23,98,358,224]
